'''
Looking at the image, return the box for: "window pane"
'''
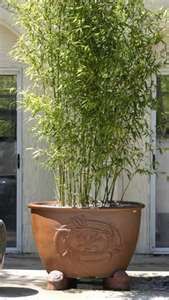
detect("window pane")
[0,120,15,138]
[0,97,16,110]
[157,76,169,137]
[0,75,16,94]
[0,75,17,140]
[159,75,169,93]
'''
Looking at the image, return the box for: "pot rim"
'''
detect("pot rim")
[28,200,145,211]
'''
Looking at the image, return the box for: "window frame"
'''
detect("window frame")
[0,68,23,253]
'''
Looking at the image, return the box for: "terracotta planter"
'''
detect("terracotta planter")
[28,201,144,280]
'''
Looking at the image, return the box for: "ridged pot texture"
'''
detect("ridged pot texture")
[28,202,144,278]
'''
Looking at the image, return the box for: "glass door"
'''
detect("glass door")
[155,74,169,250]
[0,75,17,248]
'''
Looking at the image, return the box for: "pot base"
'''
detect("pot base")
[47,270,130,290]
[103,270,130,290]
[47,270,77,290]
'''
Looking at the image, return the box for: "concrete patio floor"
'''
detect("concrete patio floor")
[0,254,169,299]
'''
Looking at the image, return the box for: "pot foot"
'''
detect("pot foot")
[47,270,75,290]
[103,270,130,291]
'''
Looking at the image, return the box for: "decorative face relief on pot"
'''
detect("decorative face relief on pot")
[54,215,122,265]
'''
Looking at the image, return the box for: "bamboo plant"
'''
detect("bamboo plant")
[9,0,166,207]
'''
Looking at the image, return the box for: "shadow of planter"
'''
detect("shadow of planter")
[0,286,39,297]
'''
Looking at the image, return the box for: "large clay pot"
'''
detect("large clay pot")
[28,201,144,279]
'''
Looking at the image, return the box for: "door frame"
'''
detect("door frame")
[150,68,169,254]
[0,68,23,253]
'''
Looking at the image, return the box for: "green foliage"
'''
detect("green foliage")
[8,0,166,207]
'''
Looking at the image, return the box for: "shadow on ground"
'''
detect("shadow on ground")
[65,276,169,299]
[72,275,169,291]
[0,287,39,297]
[130,275,169,291]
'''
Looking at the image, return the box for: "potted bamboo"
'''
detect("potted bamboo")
[9,0,166,290]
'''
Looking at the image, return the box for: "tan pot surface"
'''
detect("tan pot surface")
[28,202,144,278]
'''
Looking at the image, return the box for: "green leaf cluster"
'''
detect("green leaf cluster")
[8,0,166,206]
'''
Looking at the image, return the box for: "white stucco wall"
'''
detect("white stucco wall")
[121,173,150,254]
[146,0,169,9]
[0,24,18,67]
